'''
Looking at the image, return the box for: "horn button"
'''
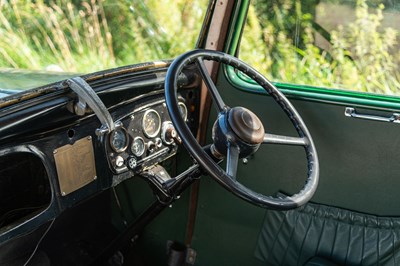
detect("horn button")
[212,107,265,159]
[228,107,265,144]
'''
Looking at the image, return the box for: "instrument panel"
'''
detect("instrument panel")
[106,99,187,175]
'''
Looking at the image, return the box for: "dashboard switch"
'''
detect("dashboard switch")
[147,141,156,152]
[127,157,137,169]
[162,121,177,145]
[115,156,124,167]
[155,138,162,148]
[147,165,172,184]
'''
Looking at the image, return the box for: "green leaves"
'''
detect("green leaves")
[241,0,400,95]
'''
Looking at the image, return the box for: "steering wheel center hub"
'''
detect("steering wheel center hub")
[211,107,264,159]
[242,112,260,130]
[228,107,264,145]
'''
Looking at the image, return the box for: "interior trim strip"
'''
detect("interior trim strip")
[344,107,400,123]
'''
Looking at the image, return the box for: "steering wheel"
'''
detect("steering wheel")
[165,49,319,210]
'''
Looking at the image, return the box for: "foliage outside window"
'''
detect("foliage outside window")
[0,0,206,73]
[240,0,400,96]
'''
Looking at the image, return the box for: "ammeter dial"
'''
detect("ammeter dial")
[131,137,145,157]
[142,109,161,138]
[109,128,129,152]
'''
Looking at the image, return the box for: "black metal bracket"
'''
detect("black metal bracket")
[140,164,201,205]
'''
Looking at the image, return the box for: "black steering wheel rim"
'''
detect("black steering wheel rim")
[165,49,319,210]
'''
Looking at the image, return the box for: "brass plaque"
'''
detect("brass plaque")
[54,136,97,196]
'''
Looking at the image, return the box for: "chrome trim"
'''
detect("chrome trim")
[67,77,116,135]
[345,107,400,123]
[263,133,307,146]
[178,101,188,121]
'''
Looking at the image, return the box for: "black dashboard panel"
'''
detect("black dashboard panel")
[105,97,187,177]
[0,62,200,244]
[0,152,51,232]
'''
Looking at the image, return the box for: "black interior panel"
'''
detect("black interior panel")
[0,153,51,231]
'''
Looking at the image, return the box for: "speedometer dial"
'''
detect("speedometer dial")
[142,109,161,138]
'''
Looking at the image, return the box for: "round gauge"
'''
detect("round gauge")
[131,137,145,157]
[109,128,129,152]
[178,102,188,121]
[142,109,161,138]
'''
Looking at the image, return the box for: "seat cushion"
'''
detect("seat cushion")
[304,257,339,266]
[255,202,400,265]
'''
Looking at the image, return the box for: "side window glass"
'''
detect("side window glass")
[240,0,400,96]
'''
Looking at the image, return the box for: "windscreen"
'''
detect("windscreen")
[0,0,207,96]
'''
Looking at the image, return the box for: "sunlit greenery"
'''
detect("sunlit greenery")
[0,0,206,73]
[241,0,400,95]
[0,0,399,95]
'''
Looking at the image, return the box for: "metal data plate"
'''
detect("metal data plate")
[54,136,97,196]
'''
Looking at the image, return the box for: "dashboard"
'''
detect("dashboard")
[106,98,188,175]
[0,62,200,244]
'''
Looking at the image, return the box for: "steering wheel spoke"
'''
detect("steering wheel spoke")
[226,143,240,180]
[263,133,308,146]
[195,57,226,112]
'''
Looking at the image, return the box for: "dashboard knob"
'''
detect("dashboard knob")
[127,157,137,169]
[165,127,177,141]
[162,121,178,145]
[155,138,163,148]
[147,141,156,152]
[115,156,124,167]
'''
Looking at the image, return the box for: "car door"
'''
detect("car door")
[186,1,400,265]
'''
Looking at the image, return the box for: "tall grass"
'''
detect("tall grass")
[0,0,206,73]
[0,0,399,95]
